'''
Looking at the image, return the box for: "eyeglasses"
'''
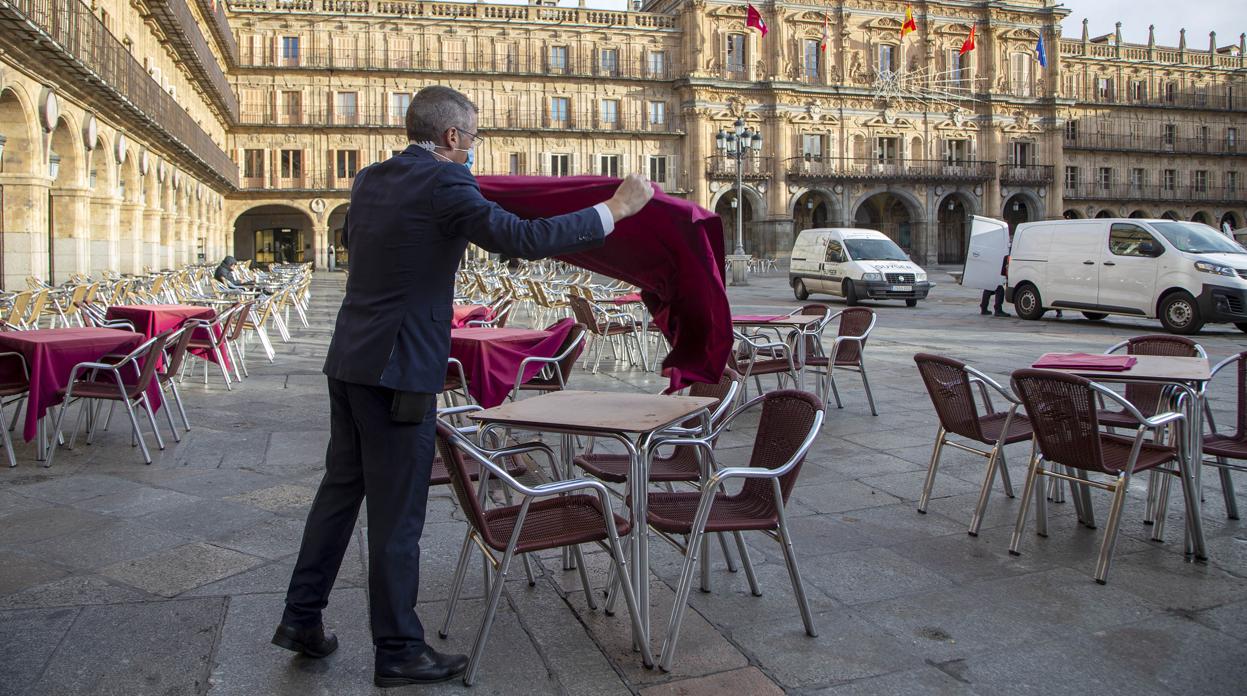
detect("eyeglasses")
[455,126,485,149]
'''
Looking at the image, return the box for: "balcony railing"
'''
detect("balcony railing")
[236,47,673,81]
[229,0,680,30]
[1069,84,1247,112]
[237,106,684,134]
[239,170,682,192]
[1064,181,1245,204]
[195,0,239,64]
[0,0,238,187]
[1065,131,1244,157]
[706,156,773,179]
[785,157,997,183]
[144,0,239,120]
[1000,164,1056,186]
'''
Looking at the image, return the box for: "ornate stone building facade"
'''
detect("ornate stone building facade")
[1,0,1244,282]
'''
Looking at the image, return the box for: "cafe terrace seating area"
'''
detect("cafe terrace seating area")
[0,264,1244,694]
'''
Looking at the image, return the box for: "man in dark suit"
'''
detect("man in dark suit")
[272,85,654,688]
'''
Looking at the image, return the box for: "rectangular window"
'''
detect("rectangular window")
[948,50,969,87]
[648,155,668,184]
[335,92,358,125]
[1194,170,1208,192]
[599,48,618,76]
[281,36,300,65]
[1163,124,1176,147]
[648,101,666,126]
[243,149,264,179]
[550,154,571,177]
[1010,141,1032,166]
[1229,127,1239,152]
[390,93,411,126]
[335,150,358,179]
[1065,120,1078,141]
[878,44,897,73]
[550,97,569,125]
[443,39,465,71]
[281,91,302,124]
[549,46,568,72]
[1227,171,1238,192]
[726,34,746,73]
[280,149,302,179]
[1129,79,1147,101]
[647,50,667,78]
[1097,167,1113,190]
[600,155,621,177]
[875,137,900,163]
[803,40,820,79]
[1163,169,1177,190]
[508,153,522,175]
[1130,168,1146,188]
[1096,77,1114,101]
[1109,224,1160,257]
[1064,166,1079,189]
[496,43,518,72]
[1010,53,1032,97]
[599,99,619,127]
[946,139,969,165]
[802,134,822,160]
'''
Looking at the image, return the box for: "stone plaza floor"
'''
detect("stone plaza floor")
[1,270,1245,695]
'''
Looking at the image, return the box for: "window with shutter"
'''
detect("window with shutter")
[726,34,746,74]
[1010,53,1032,97]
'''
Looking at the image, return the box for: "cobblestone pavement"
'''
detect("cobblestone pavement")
[1,270,1244,695]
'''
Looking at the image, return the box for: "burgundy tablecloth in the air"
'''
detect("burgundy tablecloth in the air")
[477,175,730,392]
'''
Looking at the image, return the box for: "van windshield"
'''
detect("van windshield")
[1150,222,1245,255]
[844,238,909,261]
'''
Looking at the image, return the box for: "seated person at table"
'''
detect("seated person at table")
[214,256,242,289]
[273,84,655,688]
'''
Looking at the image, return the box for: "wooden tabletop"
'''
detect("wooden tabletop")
[468,390,718,434]
[1044,354,1212,383]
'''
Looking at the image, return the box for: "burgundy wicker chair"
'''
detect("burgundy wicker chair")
[636,390,824,671]
[1202,351,1247,520]
[0,352,30,468]
[508,322,588,400]
[732,328,799,403]
[567,294,643,373]
[913,354,1033,535]
[1100,335,1205,429]
[1008,368,1184,584]
[155,326,195,440]
[442,357,471,406]
[806,307,878,416]
[432,421,653,685]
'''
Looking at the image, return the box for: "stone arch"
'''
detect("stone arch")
[86,132,120,275]
[116,150,144,273]
[48,115,88,281]
[789,188,840,235]
[328,202,349,268]
[1062,209,1083,219]
[89,131,116,194]
[232,204,316,265]
[0,85,42,288]
[1191,210,1212,225]
[1129,209,1151,219]
[1160,210,1180,220]
[852,188,926,255]
[1095,209,1114,219]
[936,191,977,264]
[1002,190,1042,231]
[710,184,767,256]
[1220,211,1241,231]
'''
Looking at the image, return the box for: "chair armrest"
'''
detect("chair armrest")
[1142,411,1185,429]
[964,366,1023,405]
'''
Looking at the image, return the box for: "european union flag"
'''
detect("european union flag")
[1036,33,1048,68]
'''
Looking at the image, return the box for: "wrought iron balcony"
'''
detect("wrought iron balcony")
[706,156,773,180]
[1000,164,1056,186]
[0,0,237,188]
[237,106,683,134]
[785,157,997,183]
[194,0,239,64]
[1064,181,1245,205]
[144,0,239,121]
[1064,131,1244,157]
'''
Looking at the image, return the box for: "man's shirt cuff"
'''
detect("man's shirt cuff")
[592,202,615,236]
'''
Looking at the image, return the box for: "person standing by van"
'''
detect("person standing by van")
[979,247,1009,316]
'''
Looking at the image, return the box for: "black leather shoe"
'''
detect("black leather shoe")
[994,310,1011,317]
[374,648,469,688]
[271,622,339,658]
[980,308,990,315]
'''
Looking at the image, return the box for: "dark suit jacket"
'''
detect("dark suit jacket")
[323,145,605,393]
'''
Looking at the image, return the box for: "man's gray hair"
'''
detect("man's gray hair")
[406,86,478,143]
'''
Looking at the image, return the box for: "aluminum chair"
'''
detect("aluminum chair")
[507,322,588,401]
[638,390,824,671]
[44,332,170,466]
[567,293,643,373]
[184,305,241,390]
[1201,351,1247,520]
[156,326,196,437]
[806,307,879,416]
[732,328,800,404]
[0,352,30,468]
[913,353,1033,535]
[432,422,653,685]
[1008,369,1183,584]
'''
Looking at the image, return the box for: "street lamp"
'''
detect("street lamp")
[715,116,763,286]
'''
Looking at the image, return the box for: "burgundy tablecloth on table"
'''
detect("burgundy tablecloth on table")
[478,176,730,392]
[611,293,643,305]
[0,328,156,441]
[452,304,493,328]
[1032,353,1138,371]
[450,319,576,408]
[106,304,231,370]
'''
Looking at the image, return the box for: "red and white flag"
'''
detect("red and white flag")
[746,3,768,38]
[820,14,830,52]
[959,25,977,55]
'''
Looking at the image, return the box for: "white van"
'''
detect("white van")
[1005,218,1247,334]
[789,228,933,306]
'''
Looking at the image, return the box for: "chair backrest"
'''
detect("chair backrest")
[687,368,743,428]
[738,390,824,510]
[127,332,172,397]
[566,294,601,334]
[1010,368,1107,473]
[913,353,987,442]
[433,421,496,544]
[1211,351,1247,439]
[162,326,195,378]
[227,303,252,340]
[6,292,31,325]
[833,308,875,365]
[552,323,588,382]
[26,291,48,326]
[1113,335,1203,416]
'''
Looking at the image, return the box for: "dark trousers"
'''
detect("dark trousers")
[283,377,436,660]
[980,287,1004,312]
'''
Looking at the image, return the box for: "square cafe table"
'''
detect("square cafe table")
[1035,353,1212,560]
[732,314,823,390]
[469,390,717,644]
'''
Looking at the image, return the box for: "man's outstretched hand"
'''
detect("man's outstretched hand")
[604,173,655,222]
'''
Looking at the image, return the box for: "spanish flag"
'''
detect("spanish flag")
[901,5,917,39]
[959,25,977,55]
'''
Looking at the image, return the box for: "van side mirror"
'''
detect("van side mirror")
[1140,241,1163,257]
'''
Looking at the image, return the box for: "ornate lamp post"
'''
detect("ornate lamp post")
[716,117,762,286]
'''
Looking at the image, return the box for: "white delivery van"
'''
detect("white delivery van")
[1005,218,1247,334]
[789,228,933,306]
[961,216,1011,292]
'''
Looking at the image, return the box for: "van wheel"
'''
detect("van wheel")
[1158,292,1204,334]
[1081,312,1108,321]
[843,280,860,306]
[793,279,810,301]
[905,299,918,307]
[1013,284,1044,320]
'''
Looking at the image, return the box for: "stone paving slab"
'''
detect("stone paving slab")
[0,273,1244,695]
